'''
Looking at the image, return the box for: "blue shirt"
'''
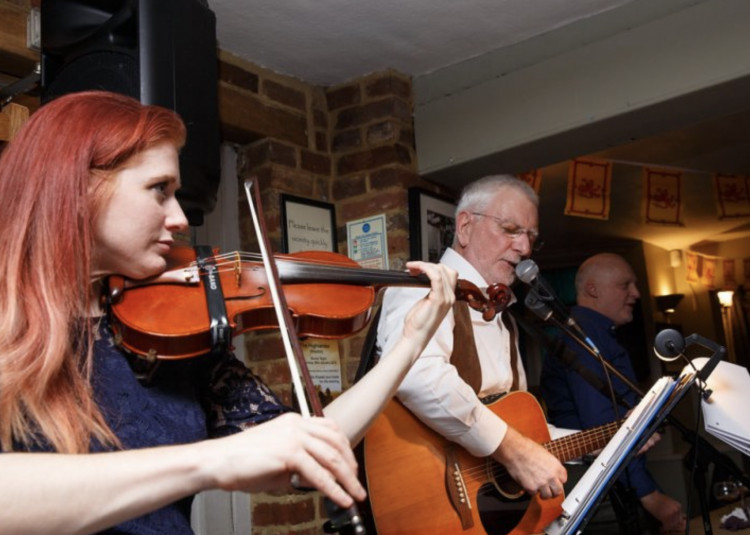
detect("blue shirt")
[540,306,657,498]
[6,317,288,534]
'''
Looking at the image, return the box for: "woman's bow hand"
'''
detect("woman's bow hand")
[204,413,366,508]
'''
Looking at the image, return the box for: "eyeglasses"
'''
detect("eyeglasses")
[471,212,541,248]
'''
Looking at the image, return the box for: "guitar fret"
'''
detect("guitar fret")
[544,421,621,462]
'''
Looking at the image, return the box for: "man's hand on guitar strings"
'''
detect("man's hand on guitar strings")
[492,426,567,499]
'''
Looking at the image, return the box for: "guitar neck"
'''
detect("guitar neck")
[543,421,621,463]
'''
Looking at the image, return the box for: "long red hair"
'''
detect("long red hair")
[0,91,186,453]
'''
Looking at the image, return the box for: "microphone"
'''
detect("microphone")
[516,259,601,356]
[654,328,685,362]
[515,259,575,327]
[524,287,554,322]
[654,328,725,399]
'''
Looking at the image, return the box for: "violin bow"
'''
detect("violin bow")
[243,179,317,416]
[243,178,366,534]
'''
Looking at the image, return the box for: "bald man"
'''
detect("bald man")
[541,253,685,533]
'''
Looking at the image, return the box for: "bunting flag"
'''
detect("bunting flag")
[517,169,542,193]
[713,173,750,218]
[643,167,682,225]
[686,251,701,283]
[564,158,611,220]
[683,252,744,289]
[701,256,717,289]
[724,259,736,287]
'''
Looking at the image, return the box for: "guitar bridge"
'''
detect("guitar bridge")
[445,444,474,529]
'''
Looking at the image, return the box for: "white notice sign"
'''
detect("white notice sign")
[302,339,342,400]
[346,214,388,269]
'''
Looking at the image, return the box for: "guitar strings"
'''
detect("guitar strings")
[455,420,622,494]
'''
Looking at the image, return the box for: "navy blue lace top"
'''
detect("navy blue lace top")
[9,317,289,534]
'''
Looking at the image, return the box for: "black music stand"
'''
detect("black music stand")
[545,348,722,535]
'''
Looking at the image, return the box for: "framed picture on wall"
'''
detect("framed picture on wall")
[280,194,337,253]
[408,188,457,262]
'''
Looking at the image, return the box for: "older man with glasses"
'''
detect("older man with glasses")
[376,175,567,505]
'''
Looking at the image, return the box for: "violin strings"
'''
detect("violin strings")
[183,251,422,283]
[190,251,365,271]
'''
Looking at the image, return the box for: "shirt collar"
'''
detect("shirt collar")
[573,305,617,334]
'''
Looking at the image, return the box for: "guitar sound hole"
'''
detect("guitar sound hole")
[477,482,530,535]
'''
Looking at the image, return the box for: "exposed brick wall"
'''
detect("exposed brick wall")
[328,71,418,271]
[222,57,448,534]
[219,54,328,533]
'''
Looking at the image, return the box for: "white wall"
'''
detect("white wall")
[190,144,253,535]
[414,0,750,185]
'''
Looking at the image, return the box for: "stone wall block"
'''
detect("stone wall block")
[337,144,412,176]
[263,79,307,112]
[366,72,412,99]
[332,128,362,152]
[334,97,410,130]
[339,190,404,222]
[326,83,361,110]
[300,149,331,175]
[332,174,367,201]
[219,60,259,93]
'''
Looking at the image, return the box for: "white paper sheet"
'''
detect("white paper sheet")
[696,358,750,456]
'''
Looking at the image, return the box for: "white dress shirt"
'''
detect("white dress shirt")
[376,247,525,457]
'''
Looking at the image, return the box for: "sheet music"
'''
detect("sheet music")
[696,358,750,456]
[545,376,678,535]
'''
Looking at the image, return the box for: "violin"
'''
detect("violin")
[107,178,511,534]
[106,246,512,361]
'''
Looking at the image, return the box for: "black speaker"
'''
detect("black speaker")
[41,0,221,226]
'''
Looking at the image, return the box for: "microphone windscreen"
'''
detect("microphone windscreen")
[515,259,538,284]
[654,328,685,362]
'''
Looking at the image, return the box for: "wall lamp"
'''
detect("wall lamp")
[655,293,685,316]
[717,290,734,309]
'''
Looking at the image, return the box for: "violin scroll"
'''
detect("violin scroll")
[455,280,511,321]
[487,282,512,317]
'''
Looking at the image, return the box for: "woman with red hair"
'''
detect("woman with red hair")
[0,91,456,534]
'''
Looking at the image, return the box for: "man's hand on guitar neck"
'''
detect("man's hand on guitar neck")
[492,426,567,500]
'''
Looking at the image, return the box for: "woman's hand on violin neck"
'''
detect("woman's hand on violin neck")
[203,413,365,508]
[401,261,457,346]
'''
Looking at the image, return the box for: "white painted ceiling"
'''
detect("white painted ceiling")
[209,0,635,86]
[207,0,750,252]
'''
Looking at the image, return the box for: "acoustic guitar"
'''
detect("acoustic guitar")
[362,391,620,535]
